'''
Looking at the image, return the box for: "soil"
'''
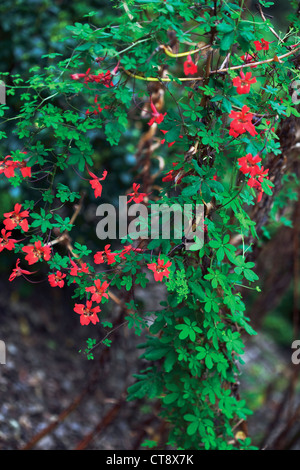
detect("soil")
[0,274,298,450]
[0,276,165,450]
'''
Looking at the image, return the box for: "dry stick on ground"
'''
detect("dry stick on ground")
[20,351,108,450]
[73,391,127,450]
[271,403,300,450]
[20,299,132,449]
[259,374,295,450]
[21,386,91,450]
[20,306,131,449]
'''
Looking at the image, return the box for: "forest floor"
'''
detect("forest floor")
[0,276,298,450]
[0,276,167,450]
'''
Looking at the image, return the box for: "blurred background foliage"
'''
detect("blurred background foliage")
[0,0,299,449]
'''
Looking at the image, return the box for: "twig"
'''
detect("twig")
[257,4,282,42]
[21,388,89,450]
[160,43,210,58]
[211,46,300,73]
[20,359,105,451]
[122,46,300,83]
[74,392,126,450]
[87,320,129,354]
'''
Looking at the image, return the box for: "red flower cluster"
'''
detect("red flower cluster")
[87,167,108,198]
[70,258,90,277]
[127,183,148,204]
[232,71,256,95]
[85,279,109,303]
[22,240,51,265]
[183,54,198,76]
[70,68,113,87]
[48,270,66,288]
[238,153,270,202]
[94,244,117,265]
[147,256,172,282]
[74,300,100,326]
[148,101,166,126]
[0,228,17,252]
[229,105,257,138]
[0,153,32,179]
[238,153,262,176]
[254,38,270,52]
[4,203,29,232]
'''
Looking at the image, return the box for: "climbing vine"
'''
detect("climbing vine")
[1,0,300,450]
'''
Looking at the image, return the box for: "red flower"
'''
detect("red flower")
[71,68,113,87]
[238,153,262,176]
[238,154,270,202]
[70,72,87,80]
[148,100,166,126]
[74,300,100,326]
[0,153,32,179]
[117,244,144,260]
[147,256,172,282]
[70,259,90,277]
[119,244,133,259]
[19,162,32,178]
[248,165,269,183]
[240,53,258,68]
[94,244,117,265]
[248,170,271,202]
[48,271,66,288]
[162,162,184,184]
[183,54,198,76]
[9,258,36,282]
[70,68,95,83]
[87,167,108,198]
[127,183,148,204]
[96,70,114,88]
[22,240,51,265]
[0,157,18,178]
[254,38,271,51]
[162,169,175,182]
[85,279,109,303]
[229,105,257,138]
[0,228,18,252]
[232,71,257,95]
[3,203,29,232]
